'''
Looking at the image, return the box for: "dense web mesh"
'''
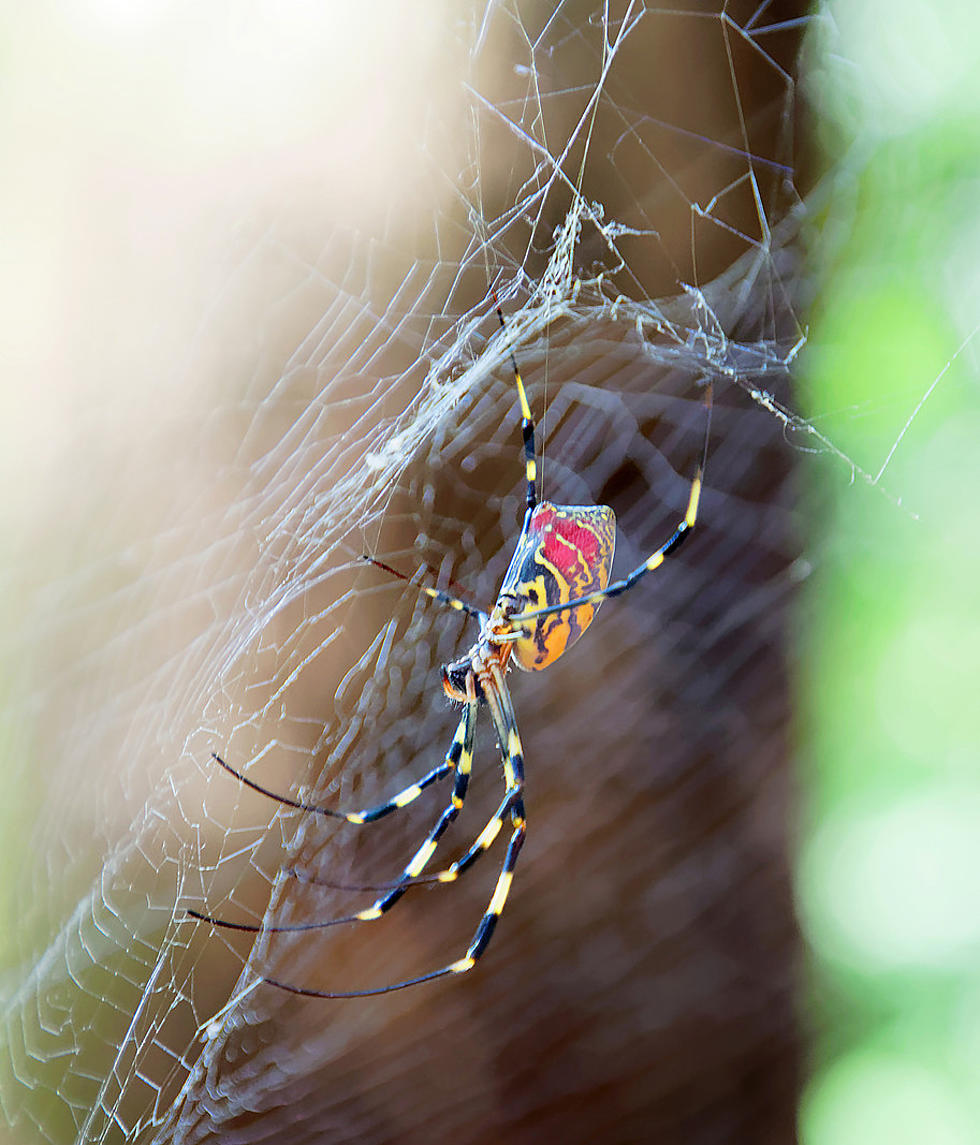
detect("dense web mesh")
[2,2,824,1143]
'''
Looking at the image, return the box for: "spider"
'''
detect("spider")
[188,298,712,998]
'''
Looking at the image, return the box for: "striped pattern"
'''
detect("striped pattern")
[208,749,453,826]
[503,501,617,671]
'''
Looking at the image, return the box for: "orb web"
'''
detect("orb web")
[0,3,893,1143]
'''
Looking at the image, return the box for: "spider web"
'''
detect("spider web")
[0,2,875,1142]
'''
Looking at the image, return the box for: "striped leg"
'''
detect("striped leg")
[493,290,537,512]
[346,698,477,920]
[208,712,467,825]
[445,665,526,975]
[284,786,520,895]
[188,706,477,935]
[316,674,527,896]
[260,665,528,997]
[363,556,488,624]
[510,381,713,627]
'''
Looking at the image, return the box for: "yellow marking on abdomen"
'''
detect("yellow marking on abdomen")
[356,907,383,921]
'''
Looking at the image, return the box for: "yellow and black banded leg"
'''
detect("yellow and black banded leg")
[282,784,524,895]
[259,667,529,997]
[187,704,478,937]
[196,729,522,945]
[401,668,527,889]
[207,717,468,826]
[442,661,527,977]
[258,789,526,997]
[442,791,526,977]
[510,381,713,627]
[194,704,518,938]
[362,556,488,624]
[422,787,521,885]
[258,805,527,996]
[275,685,511,899]
[345,698,477,920]
[493,291,537,512]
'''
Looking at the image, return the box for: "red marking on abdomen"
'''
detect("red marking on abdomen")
[537,517,598,583]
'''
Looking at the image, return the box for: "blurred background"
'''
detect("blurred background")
[0,2,977,1143]
[797,4,980,1142]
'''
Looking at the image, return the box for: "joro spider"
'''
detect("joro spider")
[189,298,712,998]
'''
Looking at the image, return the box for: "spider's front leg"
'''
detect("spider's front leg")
[493,289,537,512]
[291,660,520,913]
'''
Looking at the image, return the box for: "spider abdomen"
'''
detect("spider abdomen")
[502,501,616,671]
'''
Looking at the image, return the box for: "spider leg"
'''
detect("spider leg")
[510,381,713,625]
[362,288,540,626]
[494,290,537,512]
[187,701,478,934]
[197,689,521,931]
[208,723,462,826]
[341,696,478,919]
[363,556,488,624]
[284,679,524,892]
[356,667,528,892]
[282,785,517,894]
[260,663,527,997]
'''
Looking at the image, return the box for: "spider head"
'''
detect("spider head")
[441,658,485,704]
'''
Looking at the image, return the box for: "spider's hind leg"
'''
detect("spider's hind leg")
[209,747,455,826]
[188,701,478,936]
[348,697,478,919]
[259,666,528,998]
